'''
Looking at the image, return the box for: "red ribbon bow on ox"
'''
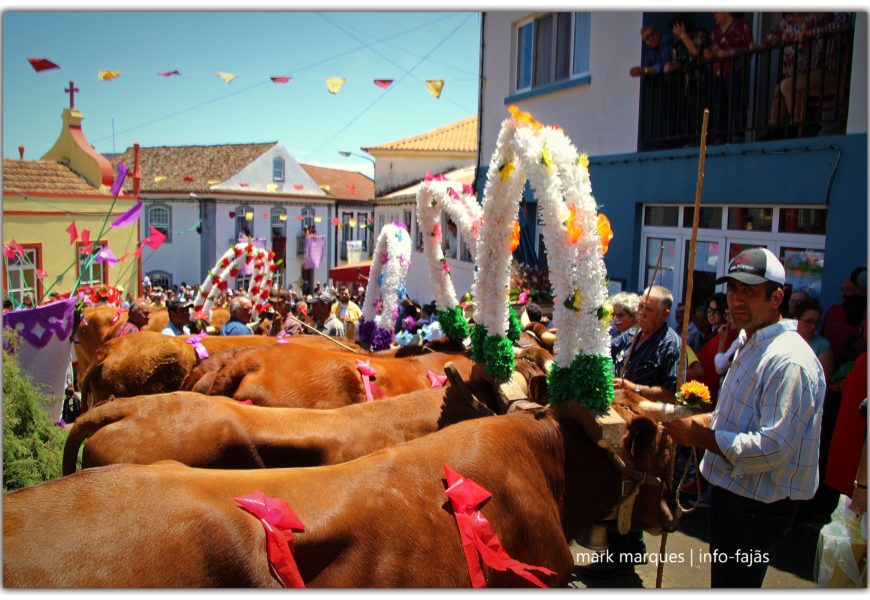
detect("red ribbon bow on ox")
[233,491,306,588]
[355,359,385,403]
[443,465,555,588]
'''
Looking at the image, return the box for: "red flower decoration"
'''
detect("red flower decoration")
[233,247,243,257]
[229,268,239,277]
[212,275,221,284]
[220,257,231,268]
[251,286,261,296]
[218,280,229,291]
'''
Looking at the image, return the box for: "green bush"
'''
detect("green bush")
[3,333,68,491]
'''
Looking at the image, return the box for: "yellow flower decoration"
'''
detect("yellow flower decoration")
[499,161,515,182]
[597,213,614,255]
[540,147,554,169]
[507,104,543,131]
[578,153,590,170]
[564,288,584,312]
[676,380,712,408]
[564,205,582,245]
[509,220,521,252]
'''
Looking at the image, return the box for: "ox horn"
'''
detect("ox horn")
[613,390,698,422]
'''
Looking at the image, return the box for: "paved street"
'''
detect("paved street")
[569,507,821,589]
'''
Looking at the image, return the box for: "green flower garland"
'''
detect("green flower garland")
[470,322,488,363]
[547,353,615,411]
[482,334,515,380]
[436,306,470,342]
[507,306,522,342]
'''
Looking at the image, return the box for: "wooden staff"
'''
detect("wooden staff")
[657,108,710,590]
[619,242,664,380]
[282,313,361,354]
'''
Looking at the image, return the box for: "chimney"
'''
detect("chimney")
[18,145,24,160]
[132,142,141,197]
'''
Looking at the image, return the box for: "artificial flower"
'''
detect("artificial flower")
[676,381,712,408]
[510,220,521,252]
[598,213,613,255]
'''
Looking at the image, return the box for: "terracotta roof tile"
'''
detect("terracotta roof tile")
[300,164,373,202]
[363,116,477,154]
[112,142,276,193]
[2,159,103,194]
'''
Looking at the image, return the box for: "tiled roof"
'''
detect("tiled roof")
[112,142,276,193]
[363,116,477,154]
[300,164,373,201]
[2,159,104,194]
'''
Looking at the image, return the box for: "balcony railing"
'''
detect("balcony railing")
[638,28,854,150]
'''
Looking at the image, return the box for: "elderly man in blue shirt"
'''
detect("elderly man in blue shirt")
[630,24,674,77]
[220,295,254,336]
[664,248,826,588]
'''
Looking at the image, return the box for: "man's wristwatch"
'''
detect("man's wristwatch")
[635,384,642,394]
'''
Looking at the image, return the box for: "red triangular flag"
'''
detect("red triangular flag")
[142,227,167,250]
[293,184,304,191]
[79,230,93,255]
[374,79,394,89]
[134,246,144,258]
[158,70,181,77]
[331,217,339,226]
[271,76,292,84]
[35,268,48,280]
[345,185,356,195]
[296,215,305,221]
[183,176,194,183]
[66,221,78,244]
[239,182,249,187]
[2,240,25,259]
[27,57,60,72]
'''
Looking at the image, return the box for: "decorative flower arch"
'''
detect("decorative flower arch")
[194,242,277,321]
[471,106,615,410]
[415,172,483,341]
[357,222,412,351]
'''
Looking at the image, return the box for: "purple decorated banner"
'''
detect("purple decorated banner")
[3,297,76,349]
[110,162,129,198]
[111,198,143,228]
[303,235,325,269]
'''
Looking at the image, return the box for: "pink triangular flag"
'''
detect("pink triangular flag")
[374,79,393,89]
[27,57,60,72]
[66,221,78,244]
[427,370,448,388]
[271,76,292,84]
[94,246,118,266]
[142,226,167,250]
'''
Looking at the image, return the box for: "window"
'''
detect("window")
[146,204,172,243]
[357,212,368,251]
[273,157,285,182]
[235,205,254,239]
[515,12,591,93]
[644,206,679,227]
[403,210,413,240]
[4,245,41,305]
[77,241,108,287]
[301,206,315,233]
[270,208,287,238]
[781,247,825,299]
[147,271,171,290]
[779,208,827,235]
[643,237,676,292]
[727,207,773,232]
[683,206,723,229]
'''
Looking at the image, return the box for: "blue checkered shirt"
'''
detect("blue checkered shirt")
[700,320,826,502]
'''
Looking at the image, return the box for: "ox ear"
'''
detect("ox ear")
[622,416,659,466]
[528,374,550,405]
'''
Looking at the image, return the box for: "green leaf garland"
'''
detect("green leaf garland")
[547,353,615,411]
[483,334,515,380]
[437,306,470,342]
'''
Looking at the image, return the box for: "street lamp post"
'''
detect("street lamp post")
[338,150,376,168]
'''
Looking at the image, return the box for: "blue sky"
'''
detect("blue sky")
[2,11,481,175]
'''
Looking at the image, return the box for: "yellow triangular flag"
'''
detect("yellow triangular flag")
[326,77,346,94]
[266,183,278,192]
[319,184,331,191]
[216,71,236,84]
[153,175,167,183]
[349,218,357,227]
[207,179,222,185]
[426,80,445,99]
[314,216,323,223]
[98,70,123,81]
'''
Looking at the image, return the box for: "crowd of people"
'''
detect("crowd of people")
[633,12,853,143]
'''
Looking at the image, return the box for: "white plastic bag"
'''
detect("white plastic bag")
[815,494,868,587]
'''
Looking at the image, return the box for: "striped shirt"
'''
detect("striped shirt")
[700,320,826,502]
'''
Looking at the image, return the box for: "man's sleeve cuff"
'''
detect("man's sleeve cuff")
[714,430,739,466]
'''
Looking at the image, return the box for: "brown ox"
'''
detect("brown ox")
[182,342,474,409]
[4,404,675,588]
[73,306,230,386]
[62,383,498,473]
[80,331,276,412]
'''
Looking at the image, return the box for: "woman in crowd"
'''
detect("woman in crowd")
[705,12,753,143]
[609,291,640,339]
[698,292,737,405]
[663,14,710,141]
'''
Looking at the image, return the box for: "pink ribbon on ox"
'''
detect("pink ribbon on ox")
[186,334,209,360]
[233,491,306,588]
[443,465,555,588]
[355,359,385,403]
[427,370,448,388]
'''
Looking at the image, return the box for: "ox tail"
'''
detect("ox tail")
[78,359,104,415]
[61,402,126,475]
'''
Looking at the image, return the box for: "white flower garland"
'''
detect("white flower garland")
[415,174,483,311]
[194,242,277,321]
[361,223,413,331]
[471,107,614,406]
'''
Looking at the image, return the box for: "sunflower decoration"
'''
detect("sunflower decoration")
[675,380,712,408]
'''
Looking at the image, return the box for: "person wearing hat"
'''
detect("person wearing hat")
[309,292,344,338]
[663,247,826,588]
[112,300,152,339]
[268,290,304,337]
[331,286,362,341]
[162,299,193,336]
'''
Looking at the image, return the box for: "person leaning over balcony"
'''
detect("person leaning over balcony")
[705,12,753,143]
[663,248,826,588]
[629,24,673,77]
[760,12,852,129]
[663,15,710,138]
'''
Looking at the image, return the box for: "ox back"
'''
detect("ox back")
[4,408,672,588]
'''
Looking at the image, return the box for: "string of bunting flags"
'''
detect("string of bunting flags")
[28,57,448,98]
